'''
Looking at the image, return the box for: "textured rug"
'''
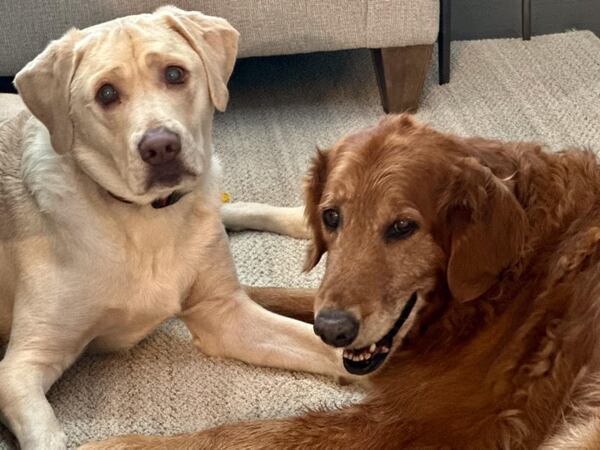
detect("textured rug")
[1,30,599,448]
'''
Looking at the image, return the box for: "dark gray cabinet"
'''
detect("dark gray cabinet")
[452,0,599,39]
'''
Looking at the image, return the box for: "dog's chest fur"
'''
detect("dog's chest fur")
[79,207,213,352]
[0,116,222,350]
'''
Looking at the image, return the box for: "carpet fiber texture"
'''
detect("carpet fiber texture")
[1,30,599,448]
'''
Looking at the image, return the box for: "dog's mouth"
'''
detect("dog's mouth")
[342,292,418,375]
[145,160,197,190]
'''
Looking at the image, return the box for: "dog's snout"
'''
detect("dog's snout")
[314,309,359,347]
[138,127,181,166]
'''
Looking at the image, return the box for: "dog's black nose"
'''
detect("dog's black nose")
[138,127,181,165]
[314,309,359,347]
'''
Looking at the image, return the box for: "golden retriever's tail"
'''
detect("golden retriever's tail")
[243,285,315,324]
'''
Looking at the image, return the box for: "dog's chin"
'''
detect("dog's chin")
[123,163,201,204]
[137,176,197,205]
[341,292,418,376]
[144,160,197,190]
[78,154,201,206]
[106,172,199,206]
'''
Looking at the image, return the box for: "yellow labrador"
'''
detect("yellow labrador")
[0,7,344,450]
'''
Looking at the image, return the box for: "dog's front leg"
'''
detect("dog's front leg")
[182,289,344,377]
[178,229,344,378]
[0,284,92,450]
[0,344,76,450]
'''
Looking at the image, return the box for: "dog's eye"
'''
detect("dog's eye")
[322,208,340,230]
[385,219,418,240]
[96,84,119,106]
[165,66,186,84]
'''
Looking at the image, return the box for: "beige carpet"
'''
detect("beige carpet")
[1,30,600,448]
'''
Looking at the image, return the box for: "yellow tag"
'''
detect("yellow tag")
[221,192,230,203]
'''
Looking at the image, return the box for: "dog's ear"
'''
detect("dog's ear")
[14,29,83,154]
[303,148,330,271]
[159,6,239,112]
[438,157,527,302]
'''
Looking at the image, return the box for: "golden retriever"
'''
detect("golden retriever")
[0,7,347,450]
[85,115,600,449]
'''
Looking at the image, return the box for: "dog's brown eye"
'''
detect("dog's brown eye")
[322,208,340,230]
[386,219,418,241]
[165,66,185,84]
[97,84,119,105]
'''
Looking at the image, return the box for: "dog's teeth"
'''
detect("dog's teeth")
[369,343,376,352]
[381,346,390,353]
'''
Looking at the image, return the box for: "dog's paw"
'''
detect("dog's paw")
[220,201,255,231]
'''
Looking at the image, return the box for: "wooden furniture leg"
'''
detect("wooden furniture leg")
[522,0,532,40]
[371,44,433,113]
[439,0,451,84]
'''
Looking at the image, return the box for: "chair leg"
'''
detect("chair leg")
[371,44,433,114]
[438,0,451,84]
[522,0,532,40]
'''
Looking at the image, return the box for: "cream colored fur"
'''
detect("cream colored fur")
[221,203,310,239]
[0,7,344,450]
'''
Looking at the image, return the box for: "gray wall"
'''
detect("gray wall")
[452,0,600,40]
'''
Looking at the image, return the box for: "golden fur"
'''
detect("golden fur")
[83,115,600,449]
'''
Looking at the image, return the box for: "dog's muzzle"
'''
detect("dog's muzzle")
[340,292,418,376]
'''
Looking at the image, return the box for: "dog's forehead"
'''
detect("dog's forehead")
[75,19,193,74]
[325,153,409,208]
[324,136,442,222]
[329,139,420,189]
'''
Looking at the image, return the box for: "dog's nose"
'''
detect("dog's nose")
[138,127,181,166]
[313,309,359,347]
